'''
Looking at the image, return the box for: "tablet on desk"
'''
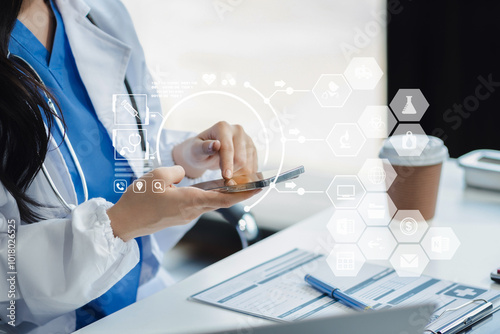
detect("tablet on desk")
[192,166,305,193]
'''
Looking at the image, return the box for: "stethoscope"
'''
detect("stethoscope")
[9,52,144,212]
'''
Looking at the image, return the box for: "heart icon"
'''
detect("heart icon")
[202,73,216,85]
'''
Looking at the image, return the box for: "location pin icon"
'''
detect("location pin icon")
[136,181,144,192]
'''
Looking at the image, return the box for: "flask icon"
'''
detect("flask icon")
[402,96,417,115]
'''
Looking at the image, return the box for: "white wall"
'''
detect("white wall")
[122,0,387,173]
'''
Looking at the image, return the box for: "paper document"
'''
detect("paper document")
[190,249,500,330]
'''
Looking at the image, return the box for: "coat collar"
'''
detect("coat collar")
[54,0,132,142]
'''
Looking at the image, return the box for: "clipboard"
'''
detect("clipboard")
[190,249,500,331]
[423,297,500,334]
[457,302,500,333]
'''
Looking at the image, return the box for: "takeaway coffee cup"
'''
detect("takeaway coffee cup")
[379,135,449,220]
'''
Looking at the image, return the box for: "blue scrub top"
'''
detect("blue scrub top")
[9,5,129,205]
[9,1,142,329]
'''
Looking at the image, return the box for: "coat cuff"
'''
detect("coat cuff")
[71,198,139,275]
[92,199,133,255]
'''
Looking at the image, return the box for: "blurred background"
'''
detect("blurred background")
[387,0,500,158]
[120,0,499,281]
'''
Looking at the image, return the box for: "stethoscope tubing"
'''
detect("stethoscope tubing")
[10,54,89,212]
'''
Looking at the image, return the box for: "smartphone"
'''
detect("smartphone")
[191,166,305,193]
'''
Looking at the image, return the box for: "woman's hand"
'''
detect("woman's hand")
[107,166,259,242]
[172,122,258,179]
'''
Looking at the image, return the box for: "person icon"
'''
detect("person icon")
[322,81,340,99]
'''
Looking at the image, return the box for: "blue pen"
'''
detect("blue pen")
[304,274,372,311]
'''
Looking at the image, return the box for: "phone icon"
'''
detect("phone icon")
[114,179,128,193]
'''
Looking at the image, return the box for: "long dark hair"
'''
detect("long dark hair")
[0,1,61,223]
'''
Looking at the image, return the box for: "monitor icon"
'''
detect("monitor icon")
[337,185,355,200]
[327,175,366,209]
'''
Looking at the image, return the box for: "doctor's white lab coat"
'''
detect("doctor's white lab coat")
[0,0,214,332]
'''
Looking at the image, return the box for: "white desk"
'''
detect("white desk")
[76,161,500,333]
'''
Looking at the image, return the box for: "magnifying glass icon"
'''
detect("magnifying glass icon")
[153,180,165,193]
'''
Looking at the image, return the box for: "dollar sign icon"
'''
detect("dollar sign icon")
[400,217,418,236]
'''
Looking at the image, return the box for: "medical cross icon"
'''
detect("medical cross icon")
[453,288,477,298]
[444,285,487,300]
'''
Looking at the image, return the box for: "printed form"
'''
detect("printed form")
[190,249,500,331]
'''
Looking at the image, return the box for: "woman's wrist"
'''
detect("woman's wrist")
[172,141,206,179]
[107,205,134,242]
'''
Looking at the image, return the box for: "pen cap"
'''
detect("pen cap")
[379,136,449,220]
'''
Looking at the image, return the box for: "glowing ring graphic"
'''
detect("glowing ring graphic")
[155,89,286,211]
[243,82,286,211]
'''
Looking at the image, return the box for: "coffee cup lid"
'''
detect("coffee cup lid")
[379,135,449,166]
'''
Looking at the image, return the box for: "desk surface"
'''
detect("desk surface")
[76,161,500,334]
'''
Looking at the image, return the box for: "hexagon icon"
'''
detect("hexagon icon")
[326,175,366,209]
[421,227,461,260]
[312,74,352,107]
[358,193,397,226]
[344,57,383,90]
[357,106,397,139]
[358,227,397,260]
[390,244,429,277]
[358,158,397,192]
[327,123,366,157]
[327,210,366,243]
[389,210,429,243]
[326,244,365,277]
[389,124,429,157]
[390,88,429,122]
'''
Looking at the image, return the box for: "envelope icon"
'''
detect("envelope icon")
[400,254,419,268]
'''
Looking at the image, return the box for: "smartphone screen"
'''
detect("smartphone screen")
[191,166,305,192]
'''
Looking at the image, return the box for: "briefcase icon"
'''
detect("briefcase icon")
[400,254,419,268]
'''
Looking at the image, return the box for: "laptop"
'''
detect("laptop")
[207,304,435,334]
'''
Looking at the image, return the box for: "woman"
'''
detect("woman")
[0,0,259,332]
